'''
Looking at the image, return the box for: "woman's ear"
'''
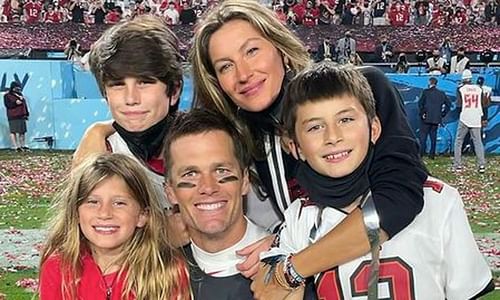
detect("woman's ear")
[371,116,382,144]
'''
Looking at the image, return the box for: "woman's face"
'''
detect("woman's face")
[208,19,286,112]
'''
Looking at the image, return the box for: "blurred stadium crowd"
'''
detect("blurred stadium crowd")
[1,0,498,26]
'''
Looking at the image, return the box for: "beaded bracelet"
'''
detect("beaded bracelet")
[283,255,305,289]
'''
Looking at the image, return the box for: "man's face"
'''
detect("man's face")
[166,130,249,242]
[105,77,179,132]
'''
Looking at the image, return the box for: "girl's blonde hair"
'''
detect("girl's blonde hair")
[40,153,190,299]
[190,0,310,118]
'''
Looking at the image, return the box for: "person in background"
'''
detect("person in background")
[426,48,447,74]
[64,39,82,62]
[477,76,492,143]
[3,81,29,151]
[336,30,356,64]
[374,36,393,63]
[394,52,409,73]
[449,46,470,74]
[453,69,488,173]
[418,77,451,159]
[315,37,334,62]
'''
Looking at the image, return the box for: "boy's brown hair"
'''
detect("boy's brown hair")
[89,15,183,112]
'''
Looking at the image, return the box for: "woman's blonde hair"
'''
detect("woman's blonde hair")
[190,0,310,118]
[40,153,190,300]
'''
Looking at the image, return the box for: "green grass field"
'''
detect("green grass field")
[0,150,498,299]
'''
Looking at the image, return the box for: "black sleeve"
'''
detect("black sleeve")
[358,66,428,238]
[417,91,426,115]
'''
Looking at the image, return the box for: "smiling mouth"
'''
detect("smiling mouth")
[240,80,264,96]
[323,150,351,162]
[93,226,119,234]
[195,201,227,211]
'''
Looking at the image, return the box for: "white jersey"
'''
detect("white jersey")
[107,132,171,209]
[458,84,483,127]
[263,177,492,300]
[426,57,446,75]
[449,56,469,74]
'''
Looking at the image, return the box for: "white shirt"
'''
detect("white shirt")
[191,218,268,277]
[459,84,484,127]
[263,177,492,299]
[450,55,470,74]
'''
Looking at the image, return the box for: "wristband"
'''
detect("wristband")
[283,255,305,289]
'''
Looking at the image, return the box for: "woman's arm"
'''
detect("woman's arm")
[72,120,115,168]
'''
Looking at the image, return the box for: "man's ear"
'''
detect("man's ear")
[168,82,182,107]
[241,168,251,197]
[288,139,306,161]
[371,116,382,144]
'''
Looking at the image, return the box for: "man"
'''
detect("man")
[163,109,269,299]
[477,76,491,144]
[418,77,451,159]
[374,37,393,62]
[449,47,470,74]
[23,0,42,23]
[82,15,183,208]
[315,37,334,62]
[453,70,487,173]
[372,0,388,25]
[426,48,447,75]
[3,81,29,151]
[477,76,492,106]
[336,31,356,64]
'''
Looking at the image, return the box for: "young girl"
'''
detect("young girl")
[39,153,191,300]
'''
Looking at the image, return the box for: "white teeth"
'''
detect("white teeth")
[326,151,349,160]
[94,226,117,232]
[196,202,225,211]
[333,151,349,159]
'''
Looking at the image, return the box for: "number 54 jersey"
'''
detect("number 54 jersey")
[263,178,492,299]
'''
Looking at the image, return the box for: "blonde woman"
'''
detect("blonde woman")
[39,153,191,300]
